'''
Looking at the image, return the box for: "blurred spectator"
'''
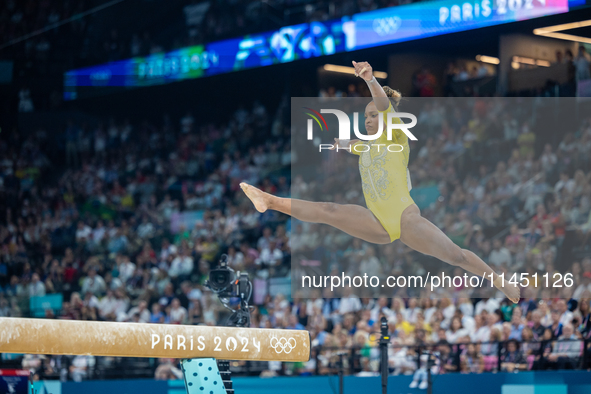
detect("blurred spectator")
[574,45,591,82]
[545,324,582,370]
[81,268,106,297]
[413,67,437,97]
[155,359,183,379]
[28,273,46,297]
[127,300,151,323]
[169,298,188,324]
[69,355,95,382]
[500,339,526,372]
[18,88,34,112]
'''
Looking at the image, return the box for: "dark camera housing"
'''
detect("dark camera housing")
[205,254,252,328]
[205,254,236,296]
[208,267,235,293]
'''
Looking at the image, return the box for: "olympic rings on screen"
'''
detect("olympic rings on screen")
[372,16,401,36]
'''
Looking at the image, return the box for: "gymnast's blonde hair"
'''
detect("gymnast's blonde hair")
[382,86,402,109]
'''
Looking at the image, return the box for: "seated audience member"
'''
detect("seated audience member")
[546,324,582,370]
[500,339,527,372]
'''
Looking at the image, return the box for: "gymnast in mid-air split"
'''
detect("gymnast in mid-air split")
[240,60,520,303]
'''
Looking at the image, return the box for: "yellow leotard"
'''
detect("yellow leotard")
[350,101,415,242]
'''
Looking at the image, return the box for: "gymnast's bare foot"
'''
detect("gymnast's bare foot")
[240,182,269,213]
[494,275,521,304]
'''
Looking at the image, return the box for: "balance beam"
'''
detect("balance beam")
[0,318,310,362]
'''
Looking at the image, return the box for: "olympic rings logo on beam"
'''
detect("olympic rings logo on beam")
[270,337,297,354]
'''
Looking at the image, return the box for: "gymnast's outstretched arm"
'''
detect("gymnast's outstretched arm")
[352,60,389,111]
[328,138,360,153]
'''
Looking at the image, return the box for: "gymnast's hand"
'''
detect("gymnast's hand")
[330,138,358,152]
[352,61,373,81]
[330,138,352,150]
[328,138,340,150]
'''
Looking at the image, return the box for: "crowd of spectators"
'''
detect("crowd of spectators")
[513,45,591,98]
[295,295,591,377]
[551,46,591,83]
[0,96,295,380]
[319,62,492,100]
[2,83,591,383]
[445,62,492,83]
[411,63,492,98]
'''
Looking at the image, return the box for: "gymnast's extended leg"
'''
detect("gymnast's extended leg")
[240,182,391,244]
[399,204,520,303]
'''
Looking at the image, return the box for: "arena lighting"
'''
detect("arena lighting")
[475,55,500,65]
[534,19,591,33]
[533,19,591,44]
[512,56,551,67]
[534,31,591,44]
[323,64,388,79]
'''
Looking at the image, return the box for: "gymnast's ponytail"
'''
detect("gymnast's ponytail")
[382,86,401,110]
